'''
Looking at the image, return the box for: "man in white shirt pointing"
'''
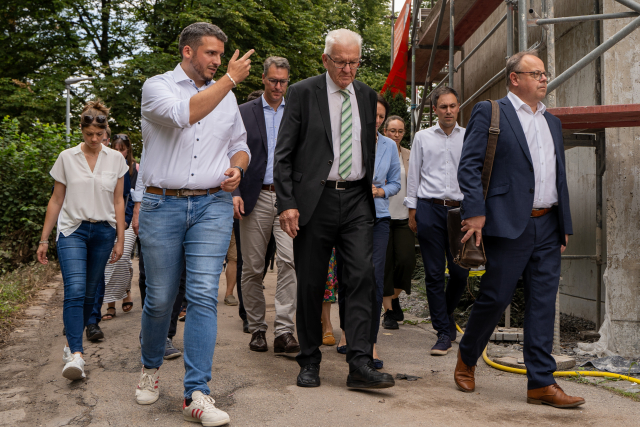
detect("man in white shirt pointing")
[404,86,469,357]
[131,22,253,426]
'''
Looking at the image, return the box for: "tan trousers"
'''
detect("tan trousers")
[239,190,296,337]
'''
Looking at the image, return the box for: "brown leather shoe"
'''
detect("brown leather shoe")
[527,384,585,408]
[249,330,268,352]
[454,350,476,392]
[273,332,300,354]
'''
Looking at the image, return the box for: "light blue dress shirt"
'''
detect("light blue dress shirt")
[373,133,402,218]
[262,94,285,185]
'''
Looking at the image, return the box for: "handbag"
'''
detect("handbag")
[447,99,500,269]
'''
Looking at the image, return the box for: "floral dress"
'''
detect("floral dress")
[323,248,338,303]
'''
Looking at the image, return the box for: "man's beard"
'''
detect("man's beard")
[191,58,215,85]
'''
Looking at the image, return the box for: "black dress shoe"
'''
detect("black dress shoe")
[249,330,268,352]
[297,364,320,387]
[242,319,250,334]
[391,298,404,321]
[382,310,399,330]
[85,323,104,341]
[274,332,300,353]
[347,361,395,389]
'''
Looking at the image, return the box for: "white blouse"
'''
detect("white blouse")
[389,150,409,220]
[50,144,128,240]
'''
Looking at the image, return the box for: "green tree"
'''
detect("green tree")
[0,117,82,272]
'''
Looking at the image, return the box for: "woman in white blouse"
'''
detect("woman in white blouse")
[381,116,416,329]
[37,100,127,381]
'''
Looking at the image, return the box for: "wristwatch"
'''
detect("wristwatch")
[232,166,244,179]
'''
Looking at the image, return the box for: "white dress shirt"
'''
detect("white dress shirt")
[132,64,250,202]
[326,73,363,181]
[507,91,558,208]
[404,123,465,209]
[50,144,128,239]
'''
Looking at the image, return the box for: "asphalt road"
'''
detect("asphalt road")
[1,260,638,426]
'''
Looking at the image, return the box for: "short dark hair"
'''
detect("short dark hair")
[431,86,460,106]
[263,57,290,75]
[247,90,264,102]
[178,22,227,58]
[505,49,540,88]
[376,93,390,120]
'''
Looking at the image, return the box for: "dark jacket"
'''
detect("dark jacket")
[457,96,572,245]
[233,97,270,216]
[273,73,377,226]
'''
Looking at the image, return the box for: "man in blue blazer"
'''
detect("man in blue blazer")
[233,57,300,355]
[454,51,585,408]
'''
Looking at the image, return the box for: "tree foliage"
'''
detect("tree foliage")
[0,0,393,158]
[0,117,82,272]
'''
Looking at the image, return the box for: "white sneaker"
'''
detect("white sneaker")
[62,352,85,380]
[135,367,160,405]
[62,346,73,364]
[183,391,230,426]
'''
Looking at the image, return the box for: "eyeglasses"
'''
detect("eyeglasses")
[266,78,290,87]
[114,134,129,141]
[82,115,107,125]
[386,129,405,136]
[514,71,548,81]
[326,54,362,70]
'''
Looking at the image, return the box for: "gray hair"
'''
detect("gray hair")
[263,56,290,75]
[431,86,460,105]
[505,49,540,88]
[324,29,363,56]
[178,22,228,58]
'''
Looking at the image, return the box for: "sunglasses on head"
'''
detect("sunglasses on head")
[82,115,107,125]
[114,134,129,141]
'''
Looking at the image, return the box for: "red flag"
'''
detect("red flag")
[381,0,412,97]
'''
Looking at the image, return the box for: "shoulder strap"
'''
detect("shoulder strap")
[481,100,500,200]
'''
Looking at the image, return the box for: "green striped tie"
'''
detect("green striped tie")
[338,89,352,179]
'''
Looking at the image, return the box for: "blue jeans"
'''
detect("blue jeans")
[87,278,105,326]
[138,191,233,399]
[58,221,116,353]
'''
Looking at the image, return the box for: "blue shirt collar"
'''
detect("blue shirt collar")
[261,93,285,111]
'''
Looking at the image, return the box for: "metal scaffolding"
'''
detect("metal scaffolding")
[406,0,640,348]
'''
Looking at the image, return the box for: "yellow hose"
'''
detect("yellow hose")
[455,324,640,385]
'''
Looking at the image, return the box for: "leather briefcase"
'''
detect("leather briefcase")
[447,99,500,269]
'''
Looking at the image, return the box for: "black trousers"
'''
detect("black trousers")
[459,211,561,389]
[294,185,376,370]
[233,219,247,321]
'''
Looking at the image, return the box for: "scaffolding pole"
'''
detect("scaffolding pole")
[518,0,528,51]
[416,0,448,130]
[449,0,455,91]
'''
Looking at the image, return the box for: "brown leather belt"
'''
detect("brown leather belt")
[145,186,220,197]
[428,198,461,207]
[531,208,552,218]
[261,184,276,192]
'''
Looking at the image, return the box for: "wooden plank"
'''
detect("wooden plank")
[548,104,640,129]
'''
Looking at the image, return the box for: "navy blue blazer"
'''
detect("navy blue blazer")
[234,97,270,216]
[457,96,572,245]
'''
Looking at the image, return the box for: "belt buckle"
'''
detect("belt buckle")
[335,181,347,191]
[175,189,188,197]
[443,199,453,207]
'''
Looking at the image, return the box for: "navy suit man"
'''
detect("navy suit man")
[233,57,300,355]
[454,51,585,408]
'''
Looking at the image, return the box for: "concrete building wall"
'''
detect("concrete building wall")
[450,0,614,324]
[601,0,640,357]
